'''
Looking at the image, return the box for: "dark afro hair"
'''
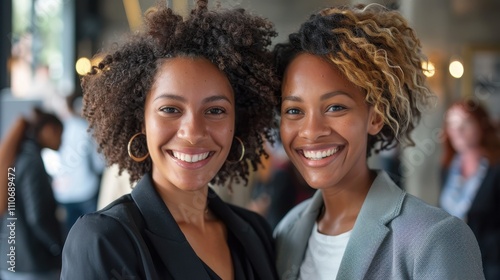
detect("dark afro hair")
[82,0,280,185]
[274,4,435,156]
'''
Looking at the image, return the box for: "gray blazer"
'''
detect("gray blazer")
[274,171,484,280]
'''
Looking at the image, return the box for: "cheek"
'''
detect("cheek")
[213,122,234,147]
[145,116,174,149]
[279,119,295,144]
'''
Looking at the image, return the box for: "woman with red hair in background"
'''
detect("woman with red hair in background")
[440,98,500,280]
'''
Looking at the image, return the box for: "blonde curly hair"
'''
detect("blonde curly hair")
[274,3,435,155]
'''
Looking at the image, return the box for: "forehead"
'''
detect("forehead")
[446,106,472,122]
[282,53,364,100]
[150,57,233,97]
[155,56,224,80]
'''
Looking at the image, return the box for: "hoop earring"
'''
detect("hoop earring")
[226,136,245,164]
[128,132,149,162]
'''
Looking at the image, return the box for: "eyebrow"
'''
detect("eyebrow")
[282,91,351,102]
[153,93,232,104]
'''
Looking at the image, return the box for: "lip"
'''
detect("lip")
[295,144,345,168]
[167,149,215,170]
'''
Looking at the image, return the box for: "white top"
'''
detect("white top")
[299,222,351,280]
[51,116,106,202]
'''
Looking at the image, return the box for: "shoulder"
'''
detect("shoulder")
[486,162,500,181]
[395,193,470,236]
[63,195,143,261]
[377,193,483,278]
[16,139,42,163]
[62,195,147,278]
[396,194,482,264]
[66,194,141,243]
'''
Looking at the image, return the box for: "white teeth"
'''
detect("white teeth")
[303,147,339,160]
[172,151,210,163]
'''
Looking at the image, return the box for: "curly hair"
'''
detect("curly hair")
[81,0,279,185]
[442,98,500,168]
[274,3,435,155]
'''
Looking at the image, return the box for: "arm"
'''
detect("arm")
[61,214,143,279]
[413,216,485,279]
[0,118,27,215]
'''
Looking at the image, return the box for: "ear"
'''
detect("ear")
[368,108,384,136]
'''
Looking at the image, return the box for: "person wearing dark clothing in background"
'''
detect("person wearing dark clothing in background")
[0,107,64,280]
[52,92,105,234]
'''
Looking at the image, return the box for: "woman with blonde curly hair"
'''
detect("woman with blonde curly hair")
[61,0,279,279]
[273,4,484,279]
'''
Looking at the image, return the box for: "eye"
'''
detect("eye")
[284,108,302,115]
[206,107,226,115]
[326,105,346,112]
[159,106,180,114]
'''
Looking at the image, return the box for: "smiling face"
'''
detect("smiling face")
[144,57,235,192]
[280,53,383,190]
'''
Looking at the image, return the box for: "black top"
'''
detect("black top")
[442,163,500,280]
[61,173,278,279]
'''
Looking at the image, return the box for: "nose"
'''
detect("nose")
[177,112,207,145]
[298,112,331,141]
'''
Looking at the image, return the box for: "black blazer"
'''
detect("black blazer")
[0,138,63,273]
[466,164,500,279]
[442,163,500,279]
[61,174,278,279]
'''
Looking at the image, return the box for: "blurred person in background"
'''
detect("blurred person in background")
[0,107,64,280]
[249,142,315,229]
[52,92,105,234]
[440,98,500,280]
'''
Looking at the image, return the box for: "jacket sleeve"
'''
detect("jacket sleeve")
[61,213,143,279]
[413,215,485,279]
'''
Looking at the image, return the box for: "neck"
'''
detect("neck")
[460,149,482,178]
[156,183,212,228]
[319,167,375,235]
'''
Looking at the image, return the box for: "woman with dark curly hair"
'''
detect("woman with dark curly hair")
[272,4,484,279]
[61,1,279,279]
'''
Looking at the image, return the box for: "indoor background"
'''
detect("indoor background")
[1,0,499,206]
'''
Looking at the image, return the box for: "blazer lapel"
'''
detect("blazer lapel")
[131,175,212,280]
[279,191,324,279]
[337,171,405,279]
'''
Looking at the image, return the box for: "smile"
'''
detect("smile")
[301,147,341,160]
[171,151,211,163]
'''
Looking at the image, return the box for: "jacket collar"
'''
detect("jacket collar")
[131,174,273,279]
[131,174,211,279]
[337,170,405,279]
[286,170,405,279]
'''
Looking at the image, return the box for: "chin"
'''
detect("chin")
[300,175,329,189]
